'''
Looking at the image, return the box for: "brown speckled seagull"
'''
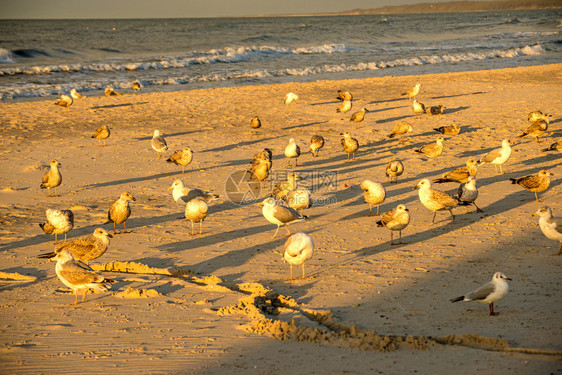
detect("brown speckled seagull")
[510,170,553,202]
[106,192,136,234]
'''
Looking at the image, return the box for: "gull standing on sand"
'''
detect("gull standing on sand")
[39,209,74,243]
[273,172,298,200]
[38,228,113,263]
[185,198,208,235]
[433,124,461,135]
[132,81,142,91]
[477,139,512,174]
[284,92,298,104]
[414,179,459,224]
[337,100,352,117]
[283,232,314,280]
[518,120,548,143]
[415,136,444,165]
[456,176,483,213]
[106,192,136,234]
[412,99,425,115]
[336,90,353,101]
[361,180,386,216]
[284,138,301,167]
[70,89,85,99]
[427,104,446,115]
[250,116,261,129]
[91,124,110,146]
[450,272,511,316]
[52,249,114,305]
[40,159,62,197]
[376,204,410,245]
[402,83,420,100]
[387,121,413,139]
[285,188,312,217]
[541,140,561,153]
[151,130,168,158]
[340,132,359,161]
[433,158,478,184]
[166,147,193,174]
[55,94,73,108]
[532,206,562,255]
[250,148,273,187]
[168,179,219,205]
[105,87,123,96]
[385,159,404,183]
[309,135,325,157]
[510,170,553,202]
[259,197,304,238]
[350,107,368,123]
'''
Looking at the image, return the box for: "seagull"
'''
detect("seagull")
[52,249,114,305]
[415,136,444,165]
[185,198,208,235]
[376,204,410,245]
[283,232,314,280]
[70,89,85,99]
[284,138,301,167]
[426,105,446,115]
[105,87,123,96]
[402,83,420,100]
[456,176,483,213]
[414,179,458,224]
[151,130,168,158]
[433,124,461,135]
[477,139,512,174]
[385,159,404,183]
[166,147,193,174]
[250,116,261,129]
[541,140,561,153]
[528,110,551,123]
[450,272,511,316]
[361,180,386,216]
[91,124,110,146]
[433,158,478,184]
[340,132,359,161]
[532,206,562,255]
[284,92,298,104]
[336,90,353,101]
[40,159,62,197]
[168,179,219,205]
[285,188,312,217]
[249,148,273,187]
[259,197,304,238]
[412,99,425,115]
[510,170,553,202]
[518,120,548,143]
[132,81,142,91]
[350,107,368,123]
[272,172,298,200]
[387,121,413,139]
[309,135,325,157]
[38,228,113,263]
[106,192,136,234]
[337,100,352,116]
[55,94,73,108]
[39,209,74,243]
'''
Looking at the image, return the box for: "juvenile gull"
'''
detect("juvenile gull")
[340,132,359,161]
[168,179,219,205]
[309,135,325,157]
[433,124,461,135]
[38,228,113,263]
[402,83,421,100]
[336,90,353,101]
[106,192,136,234]
[518,120,548,143]
[166,147,194,174]
[40,159,62,197]
[70,88,85,99]
[528,110,551,123]
[456,176,483,213]
[52,249,114,305]
[510,170,553,202]
[284,138,301,167]
[285,188,312,216]
[415,136,444,165]
[39,209,74,243]
[249,148,273,187]
[412,99,426,115]
[414,178,458,224]
[185,198,208,235]
[387,121,413,139]
[91,124,110,146]
[132,81,142,91]
[151,130,168,159]
[250,116,262,129]
[450,272,511,316]
[361,180,386,216]
[385,159,404,183]
[532,206,562,255]
[55,94,73,108]
[284,92,298,104]
[283,232,314,280]
[477,139,512,174]
[426,104,446,115]
[259,197,304,238]
[541,139,561,153]
[105,87,123,96]
[376,204,410,245]
[350,107,368,123]
[272,172,298,200]
[337,100,352,116]
[433,158,477,184]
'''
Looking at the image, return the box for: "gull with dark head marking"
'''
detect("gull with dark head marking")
[106,192,136,234]
[259,197,304,238]
[541,139,561,153]
[350,107,368,123]
[283,232,314,280]
[70,89,84,99]
[40,209,74,243]
[185,198,208,235]
[91,124,110,146]
[415,136,444,165]
[477,139,511,174]
[510,170,553,202]
[151,130,168,158]
[168,179,219,205]
[412,99,425,115]
[309,135,324,157]
[376,204,410,245]
[414,179,458,224]
[518,119,548,143]
[40,159,62,197]
[450,272,511,316]
[532,206,562,255]
[55,94,73,108]
[284,138,300,167]
[166,147,193,174]
[433,124,461,135]
[387,121,413,139]
[132,81,142,91]
[385,159,404,183]
[361,180,386,216]
[284,92,298,104]
[456,176,482,213]
[105,87,123,96]
[433,158,477,184]
[340,132,359,161]
[402,83,420,100]
[38,228,113,263]
[336,90,353,101]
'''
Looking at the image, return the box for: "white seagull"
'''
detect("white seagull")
[450,272,511,316]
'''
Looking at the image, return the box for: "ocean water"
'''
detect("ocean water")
[0,9,560,101]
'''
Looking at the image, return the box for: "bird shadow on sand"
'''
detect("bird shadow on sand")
[202,134,285,153]
[444,106,470,115]
[368,97,408,105]
[134,129,205,141]
[375,114,416,124]
[283,121,329,131]
[431,91,486,100]
[91,102,148,110]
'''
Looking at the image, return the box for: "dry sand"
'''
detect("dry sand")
[0,64,561,374]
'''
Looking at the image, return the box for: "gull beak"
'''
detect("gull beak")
[531,212,537,217]
[107,233,113,238]
[405,208,410,211]
[168,186,173,191]
[505,277,512,281]
[413,185,420,190]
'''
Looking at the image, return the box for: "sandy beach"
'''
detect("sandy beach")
[0,63,560,374]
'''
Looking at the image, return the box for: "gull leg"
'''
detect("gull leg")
[450,210,455,223]
[557,244,561,256]
[123,221,129,234]
[191,221,195,236]
[432,211,437,224]
[302,263,306,279]
[113,222,118,235]
[289,264,294,281]
[68,290,79,305]
[390,231,394,245]
[368,205,373,217]
[535,192,540,202]
[82,289,89,302]
[54,234,58,244]
[473,202,483,213]
[199,221,203,235]
[489,303,498,316]
[284,225,292,236]
[273,225,280,238]
[376,205,380,216]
